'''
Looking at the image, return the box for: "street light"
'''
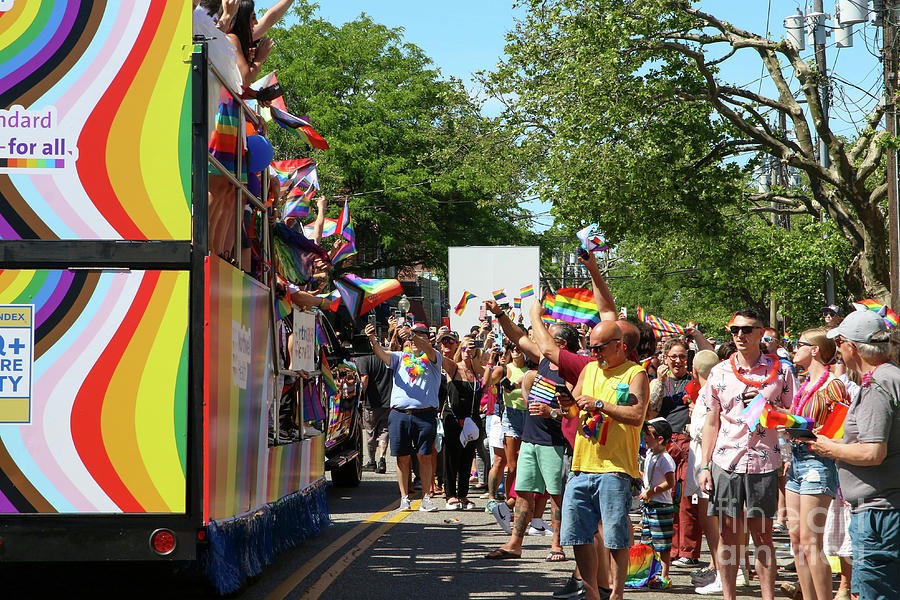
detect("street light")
[397,295,410,315]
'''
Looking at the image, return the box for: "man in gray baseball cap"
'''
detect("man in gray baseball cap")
[809,309,900,599]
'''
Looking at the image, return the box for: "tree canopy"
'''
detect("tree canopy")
[485,0,892,322]
[265,2,537,278]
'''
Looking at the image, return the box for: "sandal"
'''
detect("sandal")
[485,548,521,560]
[446,497,460,510]
[546,550,567,562]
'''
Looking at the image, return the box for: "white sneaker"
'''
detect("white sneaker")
[419,495,438,512]
[695,573,722,595]
[526,518,553,536]
[490,502,513,534]
[399,496,412,511]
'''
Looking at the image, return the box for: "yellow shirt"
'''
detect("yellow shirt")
[571,360,647,478]
[503,363,528,410]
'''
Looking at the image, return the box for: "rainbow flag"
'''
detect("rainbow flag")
[548,288,600,326]
[274,294,292,321]
[520,284,535,299]
[250,71,288,112]
[332,238,357,264]
[740,393,767,430]
[315,317,330,348]
[528,375,558,405]
[272,222,330,285]
[455,291,476,316]
[334,275,404,317]
[637,306,646,322]
[492,289,507,302]
[541,314,557,324]
[320,351,338,397]
[268,106,330,149]
[645,314,684,335]
[513,297,521,309]
[819,402,849,439]
[725,313,736,332]
[336,199,355,243]
[759,403,814,430]
[302,217,339,239]
[625,543,662,588]
[576,224,611,253]
[854,299,900,329]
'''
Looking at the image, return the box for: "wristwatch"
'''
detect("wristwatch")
[594,399,604,412]
[549,408,560,420]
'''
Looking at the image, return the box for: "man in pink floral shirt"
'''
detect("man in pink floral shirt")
[698,309,797,600]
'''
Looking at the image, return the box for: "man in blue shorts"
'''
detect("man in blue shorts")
[365,321,442,512]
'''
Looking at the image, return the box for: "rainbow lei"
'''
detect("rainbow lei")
[401,351,430,381]
[581,412,604,439]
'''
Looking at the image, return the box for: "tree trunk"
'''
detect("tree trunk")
[855,205,891,303]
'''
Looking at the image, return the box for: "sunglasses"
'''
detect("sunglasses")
[587,339,621,353]
[730,325,760,336]
[795,340,814,348]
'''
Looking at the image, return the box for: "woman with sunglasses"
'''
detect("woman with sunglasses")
[440,337,485,510]
[781,328,849,600]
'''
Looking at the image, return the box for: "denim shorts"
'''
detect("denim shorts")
[849,509,900,599]
[560,471,632,549]
[501,406,526,438]
[785,443,837,497]
[388,408,437,457]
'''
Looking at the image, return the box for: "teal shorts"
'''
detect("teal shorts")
[515,441,565,496]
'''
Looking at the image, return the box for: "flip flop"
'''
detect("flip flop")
[484,548,521,560]
[546,550,567,562]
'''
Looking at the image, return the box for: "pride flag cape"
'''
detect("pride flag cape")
[320,351,338,397]
[455,291,476,316]
[334,274,404,318]
[520,284,535,299]
[818,402,849,439]
[268,106,330,149]
[492,289,507,302]
[272,222,330,285]
[758,403,814,430]
[625,543,662,588]
[576,224,611,253]
[549,288,600,326]
[854,299,900,329]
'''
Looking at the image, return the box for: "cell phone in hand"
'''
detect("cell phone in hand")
[577,247,590,260]
[368,314,377,328]
[555,383,574,401]
[500,377,513,391]
[473,340,484,349]
[786,427,816,441]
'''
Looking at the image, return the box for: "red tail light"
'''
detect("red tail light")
[149,528,176,556]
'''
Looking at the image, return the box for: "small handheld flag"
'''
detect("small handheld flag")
[576,224,611,253]
[519,284,535,299]
[513,297,521,309]
[455,291,476,316]
[492,289,507,302]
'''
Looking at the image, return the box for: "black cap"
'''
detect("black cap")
[643,417,673,441]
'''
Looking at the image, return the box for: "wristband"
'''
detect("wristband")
[698,465,710,472]
[485,362,494,368]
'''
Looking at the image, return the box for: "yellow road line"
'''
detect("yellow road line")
[264,496,415,600]
[297,500,422,600]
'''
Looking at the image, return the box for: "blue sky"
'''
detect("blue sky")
[291,1,887,230]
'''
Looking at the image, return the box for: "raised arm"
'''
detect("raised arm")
[577,250,617,322]
[408,327,437,363]
[530,294,560,364]
[364,323,391,366]
[309,196,327,247]
[685,325,715,352]
[485,299,541,363]
[253,0,295,39]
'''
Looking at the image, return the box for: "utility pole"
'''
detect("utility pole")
[886,1,900,313]
[812,0,837,305]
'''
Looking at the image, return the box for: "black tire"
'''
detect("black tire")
[331,427,363,487]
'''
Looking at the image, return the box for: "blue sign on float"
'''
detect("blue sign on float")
[0,304,34,423]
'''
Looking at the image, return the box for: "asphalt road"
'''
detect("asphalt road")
[0,456,816,599]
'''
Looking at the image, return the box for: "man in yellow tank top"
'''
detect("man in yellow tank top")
[560,321,649,600]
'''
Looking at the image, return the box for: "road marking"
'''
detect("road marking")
[297,500,421,600]
[264,496,416,600]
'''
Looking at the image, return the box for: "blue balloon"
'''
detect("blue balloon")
[246,134,274,173]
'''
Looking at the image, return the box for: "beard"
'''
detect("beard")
[596,356,609,369]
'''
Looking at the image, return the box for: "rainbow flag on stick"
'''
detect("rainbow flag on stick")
[853,299,900,329]
[320,351,338,397]
[818,403,849,439]
[520,284,535,299]
[513,297,521,309]
[334,275,404,318]
[637,306,646,322]
[455,291,476,316]
[740,393,767,430]
[549,288,600,327]
[576,224,611,253]
[331,238,357,264]
[645,314,684,335]
[759,403,814,430]
[303,217,339,239]
[492,289,507,302]
[268,106,330,149]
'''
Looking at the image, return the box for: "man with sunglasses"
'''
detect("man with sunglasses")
[822,304,844,328]
[807,310,900,600]
[698,309,797,600]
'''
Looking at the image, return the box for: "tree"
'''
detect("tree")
[485,0,893,302]
[265,3,537,278]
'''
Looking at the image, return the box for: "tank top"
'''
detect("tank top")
[503,363,528,410]
[571,360,647,478]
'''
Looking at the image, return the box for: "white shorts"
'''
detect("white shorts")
[488,414,504,449]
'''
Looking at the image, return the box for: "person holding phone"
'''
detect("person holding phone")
[781,328,849,600]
